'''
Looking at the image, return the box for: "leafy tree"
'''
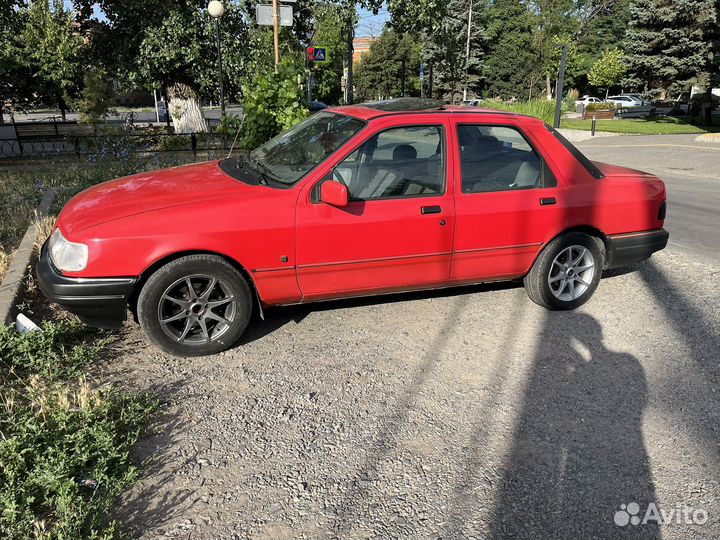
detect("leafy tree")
[241,59,309,148]
[310,2,348,104]
[587,48,627,97]
[19,0,85,121]
[354,29,421,101]
[624,0,714,97]
[0,1,35,123]
[542,34,579,99]
[76,68,115,123]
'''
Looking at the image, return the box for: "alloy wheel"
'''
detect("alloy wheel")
[157,274,237,344]
[547,245,596,302]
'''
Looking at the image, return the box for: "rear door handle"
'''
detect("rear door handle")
[421,205,442,214]
[540,197,557,206]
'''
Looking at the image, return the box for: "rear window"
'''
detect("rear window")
[544,125,605,179]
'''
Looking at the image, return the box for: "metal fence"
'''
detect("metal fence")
[0,130,232,160]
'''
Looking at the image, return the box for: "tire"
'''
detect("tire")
[524,232,603,310]
[137,254,252,357]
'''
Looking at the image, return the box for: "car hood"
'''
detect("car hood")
[58,161,258,236]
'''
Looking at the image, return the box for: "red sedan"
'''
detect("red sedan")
[38,99,668,356]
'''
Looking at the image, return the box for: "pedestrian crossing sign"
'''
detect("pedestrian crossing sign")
[312,47,328,63]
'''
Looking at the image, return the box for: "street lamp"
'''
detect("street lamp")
[208,0,226,116]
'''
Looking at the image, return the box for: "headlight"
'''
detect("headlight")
[48,228,88,272]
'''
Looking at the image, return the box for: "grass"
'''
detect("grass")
[0,321,157,540]
[561,116,719,135]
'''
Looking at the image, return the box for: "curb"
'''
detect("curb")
[0,188,57,326]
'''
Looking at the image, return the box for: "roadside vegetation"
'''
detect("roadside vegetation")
[0,322,156,539]
[0,144,203,537]
[561,116,719,135]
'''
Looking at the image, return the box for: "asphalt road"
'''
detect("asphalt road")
[576,134,720,265]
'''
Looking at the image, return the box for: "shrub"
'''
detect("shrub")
[0,322,156,540]
[585,102,616,112]
[241,59,309,149]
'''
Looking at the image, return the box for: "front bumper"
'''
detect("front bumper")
[36,244,137,329]
[606,228,669,269]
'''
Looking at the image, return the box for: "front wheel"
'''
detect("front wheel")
[524,233,603,310]
[137,254,252,356]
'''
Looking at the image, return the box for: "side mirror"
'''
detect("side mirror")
[320,180,348,208]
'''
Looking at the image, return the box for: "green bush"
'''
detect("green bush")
[585,102,616,112]
[241,59,309,149]
[0,322,156,540]
[216,113,243,137]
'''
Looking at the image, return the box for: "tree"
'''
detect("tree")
[542,34,579,99]
[483,0,541,99]
[136,4,250,132]
[624,0,714,97]
[0,1,34,124]
[587,48,627,97]
[421,0,487,102]
[354,29,421,101]
[19,0,85,121]
[310,2,348,104]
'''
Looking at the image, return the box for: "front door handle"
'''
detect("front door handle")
[421,205,442,214]
[540,197,557,206]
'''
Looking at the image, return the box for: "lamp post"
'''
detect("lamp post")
[208,0,226,116]
[553,43,568,129]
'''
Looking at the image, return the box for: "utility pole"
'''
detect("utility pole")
[553,43,568,128]
[401,58,406,97]
[272,0,280,68]
[346,22,354,103]
[462,0,473,101]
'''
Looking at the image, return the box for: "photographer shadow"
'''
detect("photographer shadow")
[489,312,660,539]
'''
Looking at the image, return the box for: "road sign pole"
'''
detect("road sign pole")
[272,0,280,69]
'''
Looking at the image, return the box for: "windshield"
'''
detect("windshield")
[249,112,365,185]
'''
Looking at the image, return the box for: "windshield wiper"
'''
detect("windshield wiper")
[248,157,276,186]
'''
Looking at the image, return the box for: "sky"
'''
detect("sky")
[63,1,390,37]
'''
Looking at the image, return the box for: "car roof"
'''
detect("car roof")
[325,98,545,124]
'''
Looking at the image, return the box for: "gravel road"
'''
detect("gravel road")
[106,136,720,540]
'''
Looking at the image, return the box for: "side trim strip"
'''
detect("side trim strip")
[608,230,662,240]
[453,242,543,255]
[297,251,452,270]
[253,266,296,273]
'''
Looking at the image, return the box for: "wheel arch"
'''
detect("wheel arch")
[531,225,609,271]
[127,250,262,319]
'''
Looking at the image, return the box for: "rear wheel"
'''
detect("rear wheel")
[524,232,603,310]
[137,255,252,356]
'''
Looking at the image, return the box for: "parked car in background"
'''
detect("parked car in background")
[575,96,603,107]
[307,100,329,114]
[607,95,656,117]
[38,98,668,357]
[461,99,483,107]
[607,95,647,107]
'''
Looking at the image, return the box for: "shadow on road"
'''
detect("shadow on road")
[488,312,660,539]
